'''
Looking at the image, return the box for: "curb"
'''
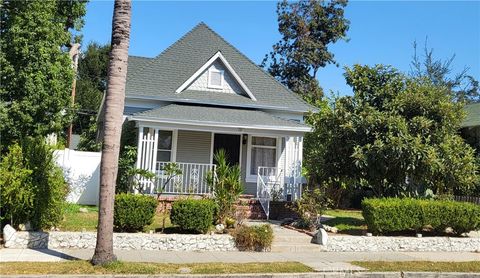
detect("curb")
[1,272,480,278]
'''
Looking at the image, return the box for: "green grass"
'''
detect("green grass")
[352,261,480,272]
[59,203,172,232]
[323,209,366,235]
[0,261,313,275]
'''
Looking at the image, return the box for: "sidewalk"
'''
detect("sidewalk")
[1,248,479,272]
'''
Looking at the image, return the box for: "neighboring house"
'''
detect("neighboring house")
[123,23,314,204]
[460,103,480,154]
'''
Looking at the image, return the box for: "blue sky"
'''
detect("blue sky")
[82,1,480,96]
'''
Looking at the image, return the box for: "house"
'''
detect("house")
[460,102,480,154]
[123,23,314,209]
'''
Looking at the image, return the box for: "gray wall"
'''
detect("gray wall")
[176,130,212,164]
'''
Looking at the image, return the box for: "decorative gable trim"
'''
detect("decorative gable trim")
[175,51,257,101]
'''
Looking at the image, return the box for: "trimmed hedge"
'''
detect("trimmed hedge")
[362,198,480,235]
[170,199,217,234]
[232,224,274,251]
[114,193,158,232]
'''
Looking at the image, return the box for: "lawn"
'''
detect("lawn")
[352,261,480,272]
[322,209,367,235]
[0,261,313,275]
[59,204,172,232]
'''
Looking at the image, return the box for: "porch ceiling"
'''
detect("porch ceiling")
[128,104,311,134]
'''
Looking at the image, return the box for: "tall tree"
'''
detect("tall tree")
[262,0,349,103]
[75,42,111,128]
[305,65,479,199]
[0,0,87,148]
[410,41,480,103]
[91,0,132,265]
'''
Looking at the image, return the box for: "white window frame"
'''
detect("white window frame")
[207,68,224,89]
[245,135,281,183]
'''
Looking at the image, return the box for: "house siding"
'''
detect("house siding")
[176,130,212,164]
[186,60,246,96]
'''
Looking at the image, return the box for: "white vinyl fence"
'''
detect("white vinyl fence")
[54,148,101,205]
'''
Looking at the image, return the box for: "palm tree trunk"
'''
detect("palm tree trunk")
[91,0,131,266]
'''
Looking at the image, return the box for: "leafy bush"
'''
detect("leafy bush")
[170,199,217,233]
[0,138,68,230]
[0,144,34,228]
[23,137,68,230]
[206,150,243,224]
[362,198,480,235]
[289,187,330,230]
[232,224,274,251]
[114,193,158,232]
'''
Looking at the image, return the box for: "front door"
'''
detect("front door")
[213,134,241,166]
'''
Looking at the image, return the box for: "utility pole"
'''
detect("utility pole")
[67,43,81,148]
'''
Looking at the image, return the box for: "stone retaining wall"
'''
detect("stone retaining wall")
[3,225,236,251]
[323,235,480,252]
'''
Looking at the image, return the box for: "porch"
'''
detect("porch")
[128,104,310,216]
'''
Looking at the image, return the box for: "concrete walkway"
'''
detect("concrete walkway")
[1,248,479,272]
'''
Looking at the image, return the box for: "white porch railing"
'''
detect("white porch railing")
[257,167,284,220]
[139,162,216,195]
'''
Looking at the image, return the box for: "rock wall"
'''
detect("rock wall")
[323,235,480,252]
[3,225,236,251]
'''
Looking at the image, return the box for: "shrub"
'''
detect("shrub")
[232,224,273,251]
[206,150,243,224]
[170,199,217,233]
[23,137,68,230]
[0,138,68,230]
[0,144,34,228]
[289,187,330,230]
[362,198,480,235]
[114,193,158,232]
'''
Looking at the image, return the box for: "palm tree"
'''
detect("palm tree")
[91,0,131,265]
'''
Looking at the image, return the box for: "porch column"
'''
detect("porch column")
[135,126,159,193]
[284,136,303,200]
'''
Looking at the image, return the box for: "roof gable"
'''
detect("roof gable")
[126,22,315,113]
[176,51,256,101]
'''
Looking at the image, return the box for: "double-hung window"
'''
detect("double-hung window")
[249,136,277,176]
[157,130,173,162]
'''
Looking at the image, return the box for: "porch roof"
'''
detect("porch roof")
[128,104,311,133]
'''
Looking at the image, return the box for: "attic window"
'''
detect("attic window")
[208,68,224,89]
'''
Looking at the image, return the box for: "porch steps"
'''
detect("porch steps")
[270,224,323,252]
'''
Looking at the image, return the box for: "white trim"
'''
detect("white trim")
[207,68,224,89]
[129,116,311,133]
[209,132,215,164]
[175,51,257,101]
[245,135,281,183]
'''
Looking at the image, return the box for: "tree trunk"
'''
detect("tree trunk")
[91,0,131,266]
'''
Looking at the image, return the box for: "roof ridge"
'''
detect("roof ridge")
[200,23,315,111]
[129,55,152,59]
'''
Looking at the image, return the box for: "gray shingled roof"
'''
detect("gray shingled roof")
[126,23,314,113]
[130,104,311,131]
[462,103,480,128]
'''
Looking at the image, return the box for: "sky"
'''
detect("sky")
[81,1,480,96]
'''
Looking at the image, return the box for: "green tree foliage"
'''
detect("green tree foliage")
[411,41,479,103]
[0,0,87,147]
[76,116,102,151]
[74,42,110,134]
[305,65,479,198]
[0,138,68,230]
[262,0,349,102]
